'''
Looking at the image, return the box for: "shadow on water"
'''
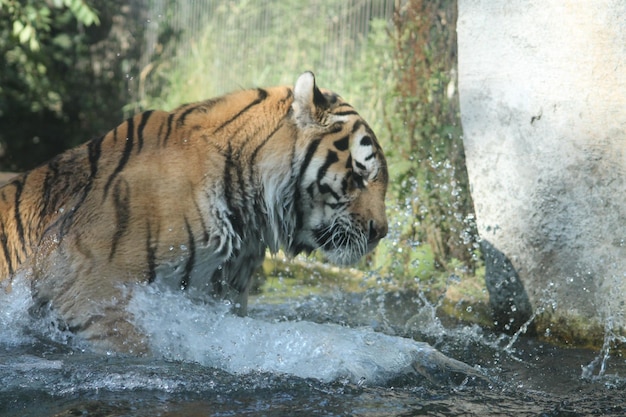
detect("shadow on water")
[2,279,626,417]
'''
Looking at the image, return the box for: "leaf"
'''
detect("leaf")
[29,35,39,51]
[18,24,32,44]
[64,0,99,26]
[12,20,24,37]
[52,33,72,49]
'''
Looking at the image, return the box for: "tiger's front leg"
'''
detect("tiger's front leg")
[29,234,150,354]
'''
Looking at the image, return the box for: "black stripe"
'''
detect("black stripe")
[42,137,103,241]
[104,118,134,200]
[180,217,196,290]
[146,219,158,283]
[222,143,245,238]
[174,97,225,126]
[334,102,354,110]
[299,139,322,180]
[176,98,223,128]
[178,105,200,128]
[234,147,247,230]
[11,176,27,254]
[248,116,294,222]
[193,198,210,245]
[314,182,341,201]
[162,113,175,145]
[317,150,339,181]
[136,110,153,153]
[0,217,13,276]
[249,120,284,166]
[333,136,349,151]
[211,268,224,295]
[346,155,354,170]
[248,118,288,188]
[294,138,321,231]
[214,89,268,134]
[328,122,345,134]
[333,110,358,117]
[282,88,294,104]
[313,85,328,109]
[156,115,166,145]
[109,178,131,261]
[351,120,363,133]
[88,135,104,182]
[38,158,60,232]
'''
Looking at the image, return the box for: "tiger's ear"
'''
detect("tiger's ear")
[293,71,328,127]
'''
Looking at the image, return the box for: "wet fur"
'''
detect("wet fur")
[0,72,388,353]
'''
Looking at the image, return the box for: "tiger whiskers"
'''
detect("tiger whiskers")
[314,216,368,265]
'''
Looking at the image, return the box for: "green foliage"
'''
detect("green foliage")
[2,0,99,51]
[377,0,479,272]
[139,0,391,112]
[337,1,480,284]
[0,1,137,171]
[0,0,99,112]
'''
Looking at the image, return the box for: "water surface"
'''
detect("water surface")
[1,276,625,416]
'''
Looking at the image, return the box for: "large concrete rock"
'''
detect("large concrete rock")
[457,0,626,345]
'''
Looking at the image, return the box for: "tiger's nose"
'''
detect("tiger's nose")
[368,220,388,244]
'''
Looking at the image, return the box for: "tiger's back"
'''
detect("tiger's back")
[1,87,290,279]
[0,72,388,353]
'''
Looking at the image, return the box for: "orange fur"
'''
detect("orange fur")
[0,72,388,353]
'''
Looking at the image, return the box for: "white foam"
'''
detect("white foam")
[0,277,479,386]
[0,275,36,345]
[128,284,478,384]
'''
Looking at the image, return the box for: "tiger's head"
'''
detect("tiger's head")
[287,72,388,265]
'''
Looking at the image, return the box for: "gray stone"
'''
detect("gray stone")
[457,0,626,343]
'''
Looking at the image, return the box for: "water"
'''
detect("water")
[1,275,626,416]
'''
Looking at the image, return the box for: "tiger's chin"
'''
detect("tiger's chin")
[314,226,376,266]
[321,245,373,266]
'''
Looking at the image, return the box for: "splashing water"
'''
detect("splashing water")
[3,272,626,416]
[0,275,481,387]
[127,284,482,385]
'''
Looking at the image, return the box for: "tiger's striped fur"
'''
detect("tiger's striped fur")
[0,72,388,353]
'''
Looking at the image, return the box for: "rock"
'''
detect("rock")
[457,0,626,345]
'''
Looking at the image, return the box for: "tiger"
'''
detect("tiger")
[0,72,388,354]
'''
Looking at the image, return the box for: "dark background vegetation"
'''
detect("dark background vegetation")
[0,0,143,171]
